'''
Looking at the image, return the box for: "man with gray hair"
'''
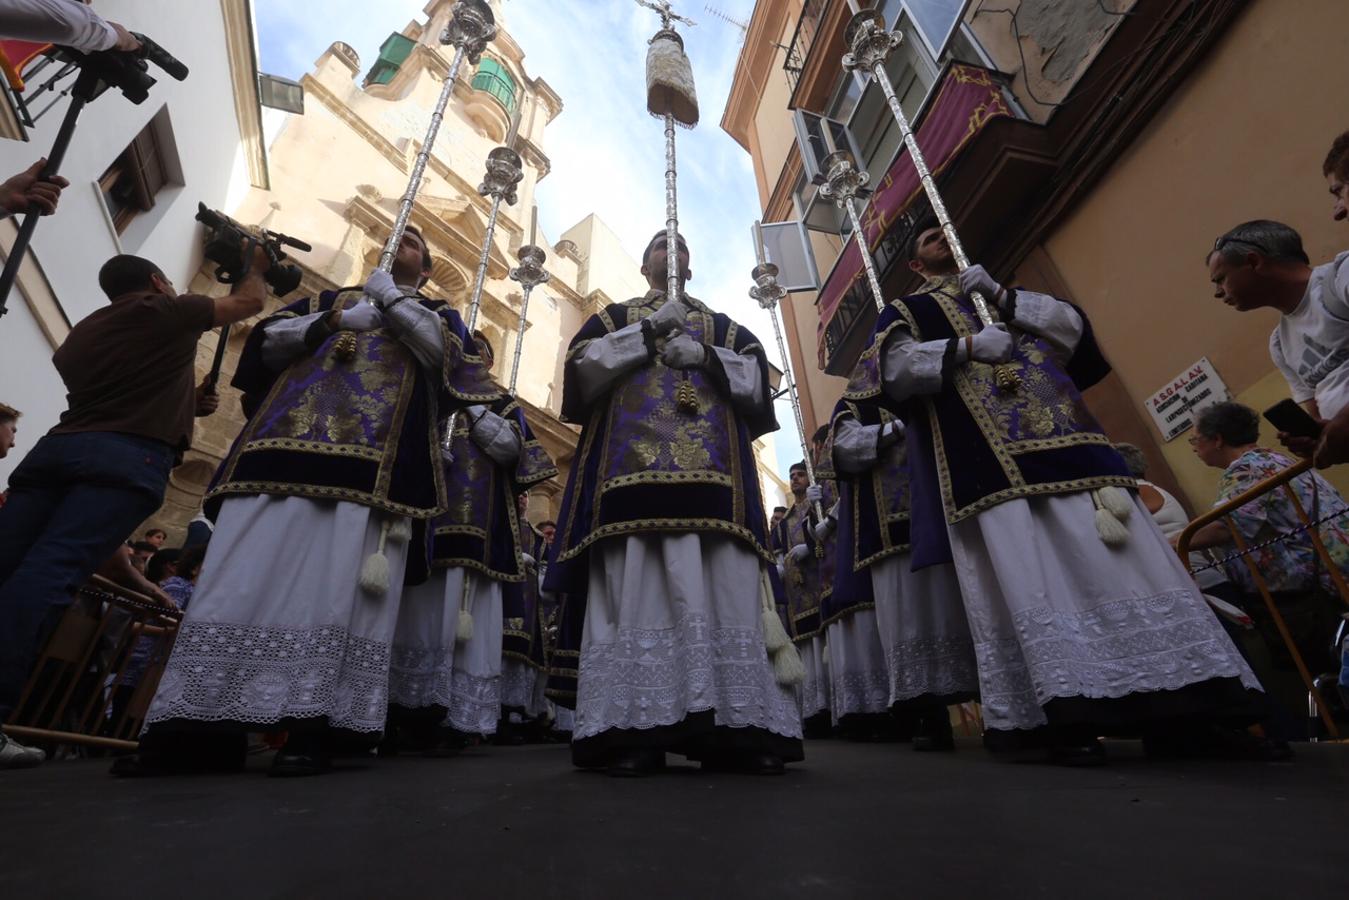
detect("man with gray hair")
[1207,219,1349,466]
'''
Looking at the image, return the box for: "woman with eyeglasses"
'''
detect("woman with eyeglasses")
[1184,401,1349,738]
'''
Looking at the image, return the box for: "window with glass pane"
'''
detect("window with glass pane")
[99,123,169,234]
[472,57,517,114]
[904,0,968,57]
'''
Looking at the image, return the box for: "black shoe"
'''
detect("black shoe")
[740,752,785,775]
[1144,726,1294,762]
[493,719,526,746]
[606,748,665,777]
[425,728,471,758]
[912,713,955,752]
[699,750,785,775]
[109,754,174,778]
[268,735,332,777]
[1047,738,1107,767]
[109,740,246,777]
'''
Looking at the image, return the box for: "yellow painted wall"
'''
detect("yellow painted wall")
[1041,0,1349,509]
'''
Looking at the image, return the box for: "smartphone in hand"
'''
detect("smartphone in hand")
[1263,399,1323,439]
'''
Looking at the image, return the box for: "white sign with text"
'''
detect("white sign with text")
[1146,357,1231,441]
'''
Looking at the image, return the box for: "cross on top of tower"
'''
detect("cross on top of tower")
[635,0,695,31]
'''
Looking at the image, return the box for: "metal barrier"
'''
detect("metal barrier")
[1176,457,1349,739]
[2,575,182,753]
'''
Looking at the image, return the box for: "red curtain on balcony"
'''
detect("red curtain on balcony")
[815,64,1014,367]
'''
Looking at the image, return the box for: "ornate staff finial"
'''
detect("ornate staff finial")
[636,0,696,31]
[839,9,1018,391]
[378,0,497,274]
[507,244,551,394]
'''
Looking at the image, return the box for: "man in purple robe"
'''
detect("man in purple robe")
[123,227,499,777]
[543,231,802,776]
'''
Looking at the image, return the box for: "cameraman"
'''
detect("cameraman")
[0,0,141,52]
[0,243,269,734]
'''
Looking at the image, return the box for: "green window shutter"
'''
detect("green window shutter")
[471,56,517,113]
[365,33,416,86]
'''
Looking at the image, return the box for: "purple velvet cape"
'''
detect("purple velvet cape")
[827,394,914,624]
[777,491,833,641]
[208,289,500,528]
[858,285,1130,569]
[542,293,779,707]
[427,395,555,584]
[502,521,546,669]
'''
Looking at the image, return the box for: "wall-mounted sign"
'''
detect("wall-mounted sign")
[1146,357,1231,441]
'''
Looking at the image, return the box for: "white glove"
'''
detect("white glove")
[776,562,786,580]
[968,324,1014,364]
[337,300,383,332]
[521,552,536,568]
[788,543,810,563]
[660,332,706,370]
[805,484,823,504]
[958,264,1005,308]
[362,268,405,309]
[879,419,905,448]
[813,517,835,541]
[645,298,685,336]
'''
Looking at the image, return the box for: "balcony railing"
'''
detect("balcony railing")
[783,0,829,94]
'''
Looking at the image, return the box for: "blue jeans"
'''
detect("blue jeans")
[0,432,173,720]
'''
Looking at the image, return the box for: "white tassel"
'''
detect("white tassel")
[762,606,789,654]
[359,520,392,595]
[455,573,474,643]
[772,642,806,687]
[1094,505,1130,547]
[759,570,789,652]
[1096,486,1133,522]
[456,607,474,642]
[387,517,412,544]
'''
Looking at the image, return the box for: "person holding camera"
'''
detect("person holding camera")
[0,245,268,759]
[0,0,142,52]
[126,226,502,778]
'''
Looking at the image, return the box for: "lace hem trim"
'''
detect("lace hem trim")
[500,661,547,717]
[388,643,454,710]
[573,614,802,741]
[145,622,392,733]
[446,669,500,735]
[830,667,892,718]
[884,636,981,704]
[973,591,1262,730]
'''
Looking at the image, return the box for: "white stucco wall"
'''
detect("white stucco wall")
[0,0,256,483]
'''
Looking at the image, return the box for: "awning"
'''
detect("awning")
[815,64,1014,367]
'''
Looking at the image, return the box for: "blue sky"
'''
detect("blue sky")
[255,0,804,483]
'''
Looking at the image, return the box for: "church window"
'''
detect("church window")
[472,57,517,114]
[365,33,415,86]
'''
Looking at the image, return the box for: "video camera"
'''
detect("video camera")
[56,32,189,104]
[196,204,313,297]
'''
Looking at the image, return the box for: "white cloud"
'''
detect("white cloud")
[255,0,806,476]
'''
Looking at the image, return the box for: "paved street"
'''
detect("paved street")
[4,738,1346,899]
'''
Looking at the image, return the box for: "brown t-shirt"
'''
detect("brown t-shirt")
[50,291,216,451]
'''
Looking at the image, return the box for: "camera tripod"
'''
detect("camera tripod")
[0,34,188,319]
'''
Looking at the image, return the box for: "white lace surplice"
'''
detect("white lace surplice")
[951,491,1262,731]
[797,634,829,720]
[501,657,547,718]
[574,533,802,743]
[869,555,979,706]
[387,568,504,735]
[825,608,891,722]
[445,574,503,735]
[145,496,410,733]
